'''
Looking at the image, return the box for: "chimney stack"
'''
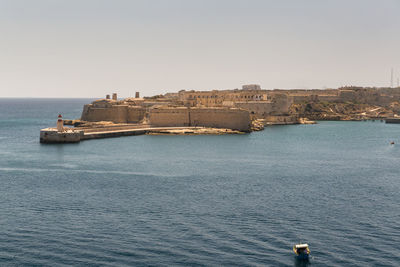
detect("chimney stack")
[112,93,117,100]
[135,92,140,98]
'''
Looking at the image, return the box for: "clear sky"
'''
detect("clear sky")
[0,0,399,98]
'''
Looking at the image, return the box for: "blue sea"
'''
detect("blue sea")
[0,98,399,266]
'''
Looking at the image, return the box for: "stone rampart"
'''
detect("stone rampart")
[127,106,146,122]
[234,101,273,117]
[270,94,292,115]
[190,108,250,131]
[149,107,251,132]
[148,107,189,127]
[81,104,145,123]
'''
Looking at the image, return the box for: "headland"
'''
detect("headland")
[40,85,400,143]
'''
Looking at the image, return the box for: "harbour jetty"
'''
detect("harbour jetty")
[40,124,244,143]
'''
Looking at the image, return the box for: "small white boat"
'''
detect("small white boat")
[293,243,310,260]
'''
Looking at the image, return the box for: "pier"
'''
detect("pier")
[40,125,231,143]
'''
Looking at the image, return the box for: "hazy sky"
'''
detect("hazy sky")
[1,0,399,98]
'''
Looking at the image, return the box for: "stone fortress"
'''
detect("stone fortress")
[80,84,297,131]
[81,84,400,127]
[41,84,400,143]
[80,90,252,132]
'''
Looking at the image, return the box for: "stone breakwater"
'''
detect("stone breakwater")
[40,125,245,143]
[40,128,84,143]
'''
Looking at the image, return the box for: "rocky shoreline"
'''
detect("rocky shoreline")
[290,102,396,121]
[146,128,245,135]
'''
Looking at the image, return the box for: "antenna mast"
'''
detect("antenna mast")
[391,68,394,88]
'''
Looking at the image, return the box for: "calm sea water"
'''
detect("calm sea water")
[0,98,399,266]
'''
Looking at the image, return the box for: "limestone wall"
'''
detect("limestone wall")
[149,107,251,132]
[148,108,190,127]
[234,101,273,117]
[127,107,146,122]
[81,104,145,123]
[81,105,127,123]
[190,108,250,131]
[270,94,292,115]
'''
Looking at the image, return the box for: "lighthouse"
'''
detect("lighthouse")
[57,114,64,132]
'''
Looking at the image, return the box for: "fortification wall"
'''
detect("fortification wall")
[81,105,126,123]
[234,101,273,117]
[190,108,250,131]
[148,108,189,127]
[81,104,145,123]
[271,94,292,115]
[149,107,251,132]
[127,107,146,122]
